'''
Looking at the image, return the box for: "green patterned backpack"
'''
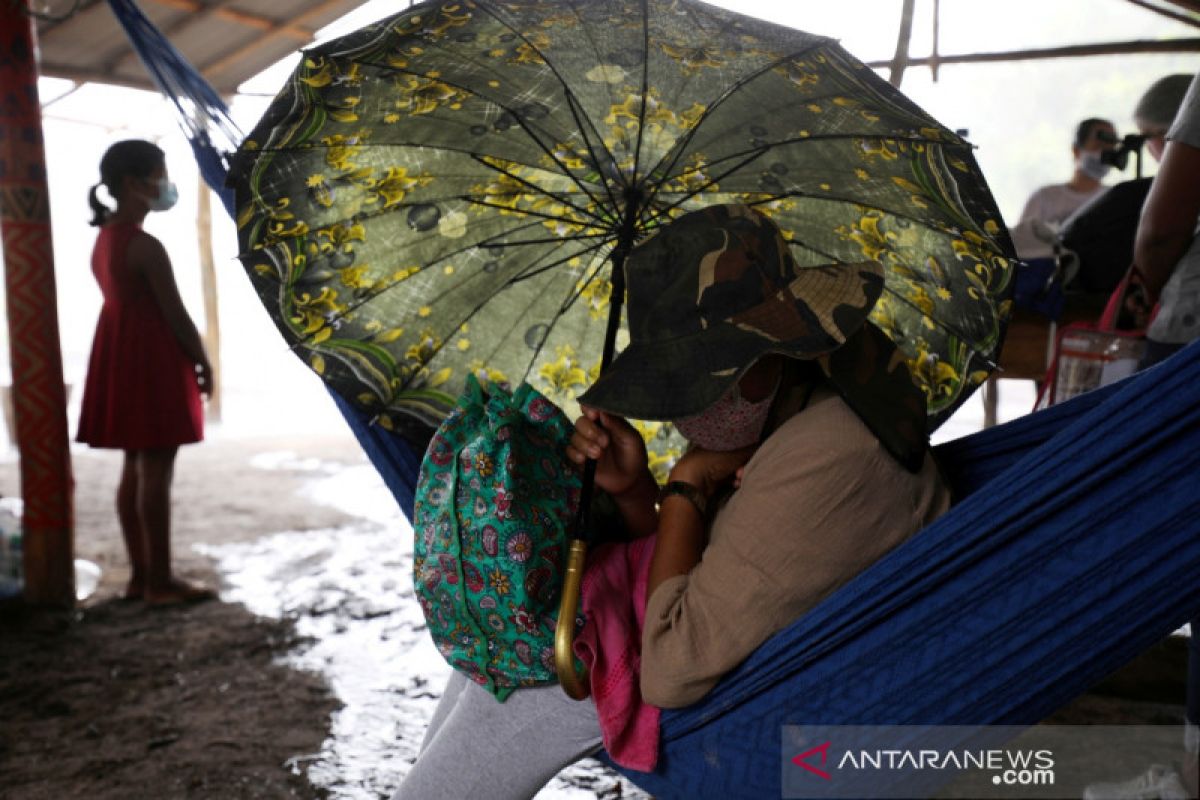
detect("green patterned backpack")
[413,375,582,700]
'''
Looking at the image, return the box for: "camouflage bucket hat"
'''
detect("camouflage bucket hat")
[578,204,885,421]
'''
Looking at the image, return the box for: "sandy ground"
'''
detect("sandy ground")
[0,429,1193,799]
[0,434,364,800]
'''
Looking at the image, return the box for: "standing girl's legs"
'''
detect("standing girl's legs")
[138,446,176,600]
[117,450,146,598]
[128,446,211,604]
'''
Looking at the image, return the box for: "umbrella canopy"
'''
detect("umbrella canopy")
[229,0,1015,463]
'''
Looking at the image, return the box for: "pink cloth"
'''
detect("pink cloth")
[572,535,660,772]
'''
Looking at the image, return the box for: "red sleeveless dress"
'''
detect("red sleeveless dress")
[77,223,204,449]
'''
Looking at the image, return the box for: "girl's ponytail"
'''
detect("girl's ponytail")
[88,183,111,227]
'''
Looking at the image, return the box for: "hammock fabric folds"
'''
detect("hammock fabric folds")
[617,342,1200,798]
[105,4,1198,796]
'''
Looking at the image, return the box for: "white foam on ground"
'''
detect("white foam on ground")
[197,464,645,799]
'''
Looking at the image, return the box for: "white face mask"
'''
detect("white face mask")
[1077,150,1112,181]
[144,176,178,212]
[672,376,780,451]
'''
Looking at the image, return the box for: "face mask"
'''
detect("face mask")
[144,176,178,212]
[1077,150,1112,181]
[673,376,780,451]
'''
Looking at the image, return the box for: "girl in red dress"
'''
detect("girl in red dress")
[77,140,214,605]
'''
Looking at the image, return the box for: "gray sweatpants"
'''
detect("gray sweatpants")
[391,670,604,800]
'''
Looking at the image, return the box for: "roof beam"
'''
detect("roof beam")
[142,0,318,40]
[1160,0,1200,14]
[866,38,1200,69]
[197,0,354,82]
[1126,0,1200,28]
[101,0,309,76]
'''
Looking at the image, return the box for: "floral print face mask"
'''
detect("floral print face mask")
[672,375,780,451]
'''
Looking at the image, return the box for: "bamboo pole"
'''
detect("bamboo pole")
[1127,0,1200,28]
[0,0,76,607]
[867,38,1200,70]
[889,0,917,87]
[196,175,221,422]
[931,0,941,82]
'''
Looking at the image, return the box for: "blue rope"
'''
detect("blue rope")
[104,0,239,215]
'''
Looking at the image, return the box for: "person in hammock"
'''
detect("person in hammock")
[394,204,951,799]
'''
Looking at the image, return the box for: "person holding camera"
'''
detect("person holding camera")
[1009,118,1119,260]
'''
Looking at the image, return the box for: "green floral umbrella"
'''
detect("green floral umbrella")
[229,0,1015,473]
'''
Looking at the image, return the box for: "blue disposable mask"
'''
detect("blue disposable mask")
[1077,151,1112,181]
[145,176,178,212]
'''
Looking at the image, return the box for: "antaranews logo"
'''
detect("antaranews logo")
[791,741,832,780]
[782,727,1058,799]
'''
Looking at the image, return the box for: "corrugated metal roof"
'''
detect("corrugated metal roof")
[35,0,368,95]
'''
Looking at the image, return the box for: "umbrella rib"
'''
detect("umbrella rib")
[560,0,628,201]
[554,246,618,318]
[236,182,594,259]
[516,240,619,386]
[406,240,578,386]
[507,236,616,286]
[733,187,1002,257]
[468,1,622,208]
[641,148,771,226]
[629,0,651,190]
[563,88,622,216]
[459,231,614,248]
[879,285,1001,370]
[419,237,603,386]
[287,216,562,342]
[468,154,610,226]
[350,56,610,215]
[244,137,610,204]
[640,39,834,212]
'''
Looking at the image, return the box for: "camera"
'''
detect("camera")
[1100,134,1148,175]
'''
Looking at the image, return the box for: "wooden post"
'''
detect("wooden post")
[889,0,917,87]
[931,0,941,82]
[0,0,76,607]
[197,176,221,421]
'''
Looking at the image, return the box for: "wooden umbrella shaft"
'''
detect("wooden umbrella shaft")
[554,192,640,699]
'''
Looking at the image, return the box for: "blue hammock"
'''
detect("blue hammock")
[107,4,1199,796]
[615,343,1200,798]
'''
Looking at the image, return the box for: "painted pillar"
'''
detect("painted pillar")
[0,1,75,606]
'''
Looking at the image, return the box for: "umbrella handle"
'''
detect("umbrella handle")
[554,539,590,699]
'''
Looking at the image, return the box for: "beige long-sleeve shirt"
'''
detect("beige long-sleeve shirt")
[640,386,952,709]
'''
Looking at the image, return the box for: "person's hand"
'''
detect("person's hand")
[668,444,758,499]
[566,406,650,497]
[1124,269,1154,329]
[196,360,214,398]
[732,465,748,490]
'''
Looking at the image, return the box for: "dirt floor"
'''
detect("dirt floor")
[0,434,365,800]
[0,433,1192,799]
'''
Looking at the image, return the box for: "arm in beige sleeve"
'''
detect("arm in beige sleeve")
[640,418,879,709]
[639,398,948,710]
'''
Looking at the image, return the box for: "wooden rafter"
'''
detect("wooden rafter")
[142,0,318,39]
[197,0,355,81]
[101,0,314,76]
[866,38,1200,70]
[1126,0,1200,28]
[1158,0,1200,15]
[889,0,916,87]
